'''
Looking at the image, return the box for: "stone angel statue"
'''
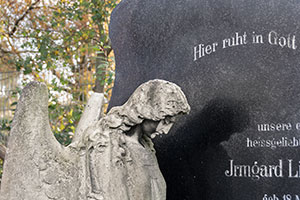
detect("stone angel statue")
[0,79,190,200]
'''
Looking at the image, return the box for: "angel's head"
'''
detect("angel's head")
[107,79,190,138]
[80,80,190,154]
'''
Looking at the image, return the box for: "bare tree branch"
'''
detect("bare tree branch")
[0,144,6,160]
[9,0,41,37]
[0,48,38,54]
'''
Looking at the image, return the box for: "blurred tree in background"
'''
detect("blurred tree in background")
[0,0,119,185]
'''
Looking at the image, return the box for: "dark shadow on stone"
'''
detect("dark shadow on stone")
[156,98,250,200]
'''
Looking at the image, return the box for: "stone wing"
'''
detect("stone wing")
[0,82,79,200]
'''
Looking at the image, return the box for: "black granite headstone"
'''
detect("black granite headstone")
[109,0,300,199]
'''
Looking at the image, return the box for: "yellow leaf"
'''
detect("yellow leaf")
[60,123,65,131]
[83,33,88,39]
[68,109,73,117]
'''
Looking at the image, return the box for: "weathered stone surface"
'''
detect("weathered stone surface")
[109,1,300,199]
[0,82,79,200]
[0,80,190,200]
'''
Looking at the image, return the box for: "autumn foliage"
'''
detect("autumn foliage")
[0,0,119,184]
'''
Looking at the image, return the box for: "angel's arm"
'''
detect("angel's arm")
[86,132,111,200]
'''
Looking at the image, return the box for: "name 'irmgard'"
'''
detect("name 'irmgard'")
[225,160,300,179]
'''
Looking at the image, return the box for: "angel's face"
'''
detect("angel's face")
[142,116,178,139]
[156,116,176,134]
